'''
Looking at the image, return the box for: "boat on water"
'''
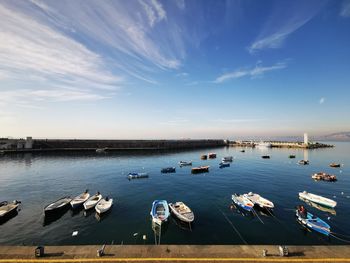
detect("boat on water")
[83,192,102,210]
[244,192,274,209]
[44,196,72,215]
[232,194,254,212]
[208,153,217,159]
[299,191,337,208]
[261,155,270,159]
[312,172,337,182]
[329,163,341,168]
[179,161,192,166]
[200,155,207,160]
[70,190,90,209]
[222,156,233,162]
[296,205,330,236]
[219,162,230,168]
[289,155,296,159]
[299,197,336,215]
[95,197,113,214]
[191,166,209,174]
[96,148,107,153]
[150,200,170,224]
[0,200,21,220]
[128,172,149,179]
[161,167,176,173]
[169,202,194,223]
[298,160,309,165]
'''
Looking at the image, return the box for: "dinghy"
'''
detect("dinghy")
[150,200,170,224]
[222,156,233,162]
[179,161,192,166]
[169,202,194,223]
[296,205,330,236]
[232,194,254,212]
[128,173,149,180]
[244,192,274,209]
[161,167,176,173]
[70,190,90,209]
[219,162,230,168]
[312,172,337,182]
[298,160,309,165]
[83,192,102,210]
[0,200,21,219]
[44,196,72,215]
[95,197,113,214]
[299,191,337,208]
[329,163,341,168]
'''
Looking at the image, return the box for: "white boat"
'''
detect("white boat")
[222,156,233,162]
[168,202,194,223]
[0,200,21,219]
[95,197,113,214]
[70,190,90,209]
[244,192,274,209]
[83,192,102,210]
[179,161,192,166]
[299,191,337,208]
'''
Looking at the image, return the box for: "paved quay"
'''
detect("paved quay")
[0,245,350,263]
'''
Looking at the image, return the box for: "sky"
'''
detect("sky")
[0,0,350,139]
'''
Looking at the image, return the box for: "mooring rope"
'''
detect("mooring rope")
[330,233,350,243]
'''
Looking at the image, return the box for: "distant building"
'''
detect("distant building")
[304,133,309,145]
[0,136,33,150]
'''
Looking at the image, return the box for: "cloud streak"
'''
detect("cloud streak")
[340,0,350,17]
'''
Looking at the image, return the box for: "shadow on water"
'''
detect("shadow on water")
[170,216,194,232]
[230,204,255,219]
[70,206,84,217]
[43,207,70,226]
[95,210,112,222]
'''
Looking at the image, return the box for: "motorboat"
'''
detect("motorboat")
[150,200,170,224]
[179,161,192,166]
[299,191,337,208]
[232,194,254,212]
[296,205,330,236]
[329,163,341,168]
[289,155,296,159]
[298,197,336,215]
[244,192,274,209]
[208,153,217,159]
[44,196,72,215]
[169,202,194,223]
[261,155,270,159]
[298,160,309,165]
[191,166,209,174]
[70,190,90,209]
[161,167,176,173]
[219,162,230,168]
[312,172,337,182]
[83,192,102,210]
[222,156,233,162]
[200,155,207,160]
[128,173,149,179]
[95,197,113,214]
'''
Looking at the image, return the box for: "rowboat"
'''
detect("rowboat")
[261,155,270,159]
[201,155,207,160]
[161,167,176,173]
[208,153,217,159]
[179,161,192,166]
[219,162,230,168]
[0,200,21,220]
[244,192,274,209]
[95,197,113,214]
[296,206,330,236]
[150,200,170,224]
[232,194,254,212]
[191,166,209,174]
[298,160,309,165]
[222,156,233,162]
[312,172,337,182]
[329,163,341,168]
[298,197,336,215]
[169,202,194,223]
[299,191,337,208]
[70,190,90,209]
[83,192,102,210]
[44,196,72,215]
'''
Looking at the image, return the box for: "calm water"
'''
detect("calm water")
[1,142,349,245]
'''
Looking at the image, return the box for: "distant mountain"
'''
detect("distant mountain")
[321,132,350,141]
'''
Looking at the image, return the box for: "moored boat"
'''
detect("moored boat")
[222,156,233,162]
[240,150,245,153]
[200,154,207,160]
[208,153,217,159]
[44,196,72,215]
[299,191,337,208]
[289,155,296,159]
[161,167,176,173]
[70,190,90,209]
[95,197,113,214]
[150,200,170,224]
[83,192,102,210]
[96,148,107,153]
[312,172,337,182]
[179,161,192,166]
[191,166,209,174]
[244,192,274,209]
[261,155,270,159]
[298,160,309,165]
[298,197,336,215]
[232,194,254,212]
[128,173,149,179]
[0,200,21,220]
[329,163,341,168]
[169,202,194,223]
[219,162,230,168]
[296,205,330,236]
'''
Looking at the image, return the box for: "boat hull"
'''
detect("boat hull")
[296,211,330,236]
[95,199,113,214]
[169,202,194,223]
[44,197,72,215]
[232,194,254,211]
[299,192,336,208]
[150,200,170,223]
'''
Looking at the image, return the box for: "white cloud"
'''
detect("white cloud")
[214,119,266,123]
[214,62,287,83]
[139,0,166,27]
[319,97,325,104]
[340,0,350,17]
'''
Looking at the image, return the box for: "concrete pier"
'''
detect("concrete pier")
[0,245,349,262]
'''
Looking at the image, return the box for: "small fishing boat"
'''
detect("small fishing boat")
[70,190,90,209]
[329,163,341,168]
[312,172,337,182]
[299,191,337,208]
[201,154,207,160]
[0,200,21,219]
[240,150,245,153]
[299,197,336,215]
[219,162,230,168]
[161,167,176,173]
[169,202,194,223]
[232,194,254,212]
[128,173,149,179]
[179,161,192,166]
[83,192,102,210]
[261,155,270,159]
[150,200,170,224]
[95,197,113,214]
[222,156,233,162]
[289,155,296,159]
[191,166,209,174]
[244,192,274,209]
[296,205,330,236]
[44,196,72,215]
[208,153,217,159]
[298,160,309,165]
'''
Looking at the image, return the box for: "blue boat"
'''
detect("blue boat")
[219,162,230,168]
[232,194,254,212]
[161,167,176,173]
[150,200,170,224]
[296,207,330,236]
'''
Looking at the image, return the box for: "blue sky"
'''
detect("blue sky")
[0,0,350,139]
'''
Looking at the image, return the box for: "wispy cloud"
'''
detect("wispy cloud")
[214,61,287,83]
[340,0,350,17]
[159,118,189,126]
[214,118,267,123]
[319,97,325,104]
[248,1,326,53]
